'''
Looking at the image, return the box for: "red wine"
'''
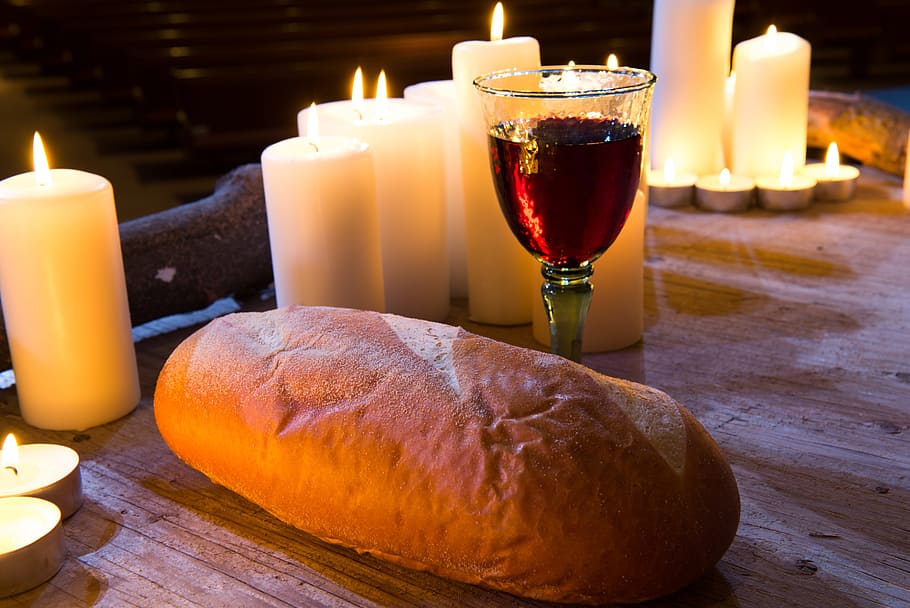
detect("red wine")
[488,117,642,267]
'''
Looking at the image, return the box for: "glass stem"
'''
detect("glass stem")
[540,264,594,362]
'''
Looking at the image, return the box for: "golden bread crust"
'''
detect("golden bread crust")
[154,305,739,604]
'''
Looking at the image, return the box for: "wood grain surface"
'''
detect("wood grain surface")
[1,168,907,608]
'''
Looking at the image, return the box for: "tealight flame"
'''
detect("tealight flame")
[490,2,504,42]
[766,24,777,36]
[663,157,677,183]
[351,66,365,122]
[779,151,794,188]
[606,53,619,69]
[376,69,388,122]
[32,132,52,187]
[720,167,731,187]
[825,142,840,177]
[1,434,18,475]
[306,102,319,152]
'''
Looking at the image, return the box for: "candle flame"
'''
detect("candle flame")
[376,69,388,121]
[663,157,676,183]
[720,168,731,187]
[352,67,365,121]
[779,151,794,188]
[306,102,319,151]
[32,132,52,187]
[490,2,504,41]
[825,142,840,177]
[606,54,619,69]
[763,24,778,52]
[1,434,18,471]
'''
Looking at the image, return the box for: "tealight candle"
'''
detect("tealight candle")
[0,434,82,519]
[649,158,697,208]
[298,69,450,322]
[756,151,817,211]
[695,168,755,212]
[0,496,65,598]
[452,2,541,325]
[802,142,859,201]
[0,134,140,431]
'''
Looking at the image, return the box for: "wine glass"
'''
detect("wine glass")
[474,65,655,361]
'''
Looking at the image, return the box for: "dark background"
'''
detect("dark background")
[1,0,908,218]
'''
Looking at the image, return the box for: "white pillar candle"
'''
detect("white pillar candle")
[0,434,82,519]
[452,3,541,325]
[0,135,140,431]
[261,122,385,312]
[533,189,647,352]
[649,0,734,176]
[298,77,450,322]
[403,80,468,300]
[0,496,65,598]
[731,26,811,178]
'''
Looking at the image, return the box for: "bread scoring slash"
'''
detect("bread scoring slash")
[154,305,740,604]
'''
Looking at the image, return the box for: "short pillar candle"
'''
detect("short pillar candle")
[0,134,140,431]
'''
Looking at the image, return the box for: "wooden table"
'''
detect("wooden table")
[1,168,908,607]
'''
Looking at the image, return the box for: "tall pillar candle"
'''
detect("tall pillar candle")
[731,26,811,178]
[533,189,647,352]
[0,136,140,431]
[298,93,449,322]
[403,80,468,299]
[451,4,541,324]
[261,134,385,312]
[649,0,734,176]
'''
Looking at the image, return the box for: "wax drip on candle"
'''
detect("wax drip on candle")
[606,54,619,69]
[352,67,365,123]
[306,102,319,153]
[32,132,52,188]
[490,2,504,41]
[1,435,18,477]
[375,70,388,122]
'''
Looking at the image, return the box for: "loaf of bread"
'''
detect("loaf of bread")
[154,306,739,604]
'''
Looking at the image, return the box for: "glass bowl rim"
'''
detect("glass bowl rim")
[473,65,657,98]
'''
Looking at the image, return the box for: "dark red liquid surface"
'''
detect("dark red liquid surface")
[488,117,642,267]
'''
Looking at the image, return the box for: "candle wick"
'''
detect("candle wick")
[307,141,319,153]
[3,465,17,476]
[353,108,364,123]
